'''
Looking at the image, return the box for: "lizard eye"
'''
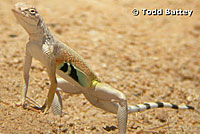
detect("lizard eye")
[29,8,37,15]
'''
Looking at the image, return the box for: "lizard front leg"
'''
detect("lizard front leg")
[42,57,57,113]
[22,49,32,106]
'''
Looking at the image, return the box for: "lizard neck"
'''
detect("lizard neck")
[29,16,54,43]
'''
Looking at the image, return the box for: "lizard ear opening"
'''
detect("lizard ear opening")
[37,18,41,27]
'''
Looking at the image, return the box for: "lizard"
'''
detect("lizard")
[12,2,200,134]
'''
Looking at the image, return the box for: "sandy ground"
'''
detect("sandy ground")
[0,0,200,133]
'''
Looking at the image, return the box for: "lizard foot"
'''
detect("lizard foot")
[26,96,40,107]
[41,103,50,114]
[31,102,49,114]
[15,97,38,108]
[16,97,44,113]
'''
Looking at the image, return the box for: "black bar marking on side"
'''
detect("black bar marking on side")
[156,102,164,108]
[60,62,68,73]
[69,63,79,82]
[144,103,151,109]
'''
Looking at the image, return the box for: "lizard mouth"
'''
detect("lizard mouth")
[12,8,27,18]
[12,8,38,27]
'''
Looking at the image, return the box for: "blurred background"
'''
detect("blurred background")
[0,0,200,133]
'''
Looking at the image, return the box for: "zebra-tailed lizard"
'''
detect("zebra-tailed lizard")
[12,2,199,134]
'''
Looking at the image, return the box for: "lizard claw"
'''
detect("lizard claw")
[15,100,28,108]
[43,108,49,114]
[15,101,24,107]
[36,103,49,114]
[22,102,28,109]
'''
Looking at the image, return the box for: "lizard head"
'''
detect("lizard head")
[12,2,42,35]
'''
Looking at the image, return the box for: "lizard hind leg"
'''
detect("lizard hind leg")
[51,90,62,116]
[92,82,128,134]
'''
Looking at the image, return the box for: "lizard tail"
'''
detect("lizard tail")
[128,102,200,114]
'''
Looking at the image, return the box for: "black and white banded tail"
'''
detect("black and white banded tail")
[128,102,200,114]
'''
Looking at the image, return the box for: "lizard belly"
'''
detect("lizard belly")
[56,69,83,88]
